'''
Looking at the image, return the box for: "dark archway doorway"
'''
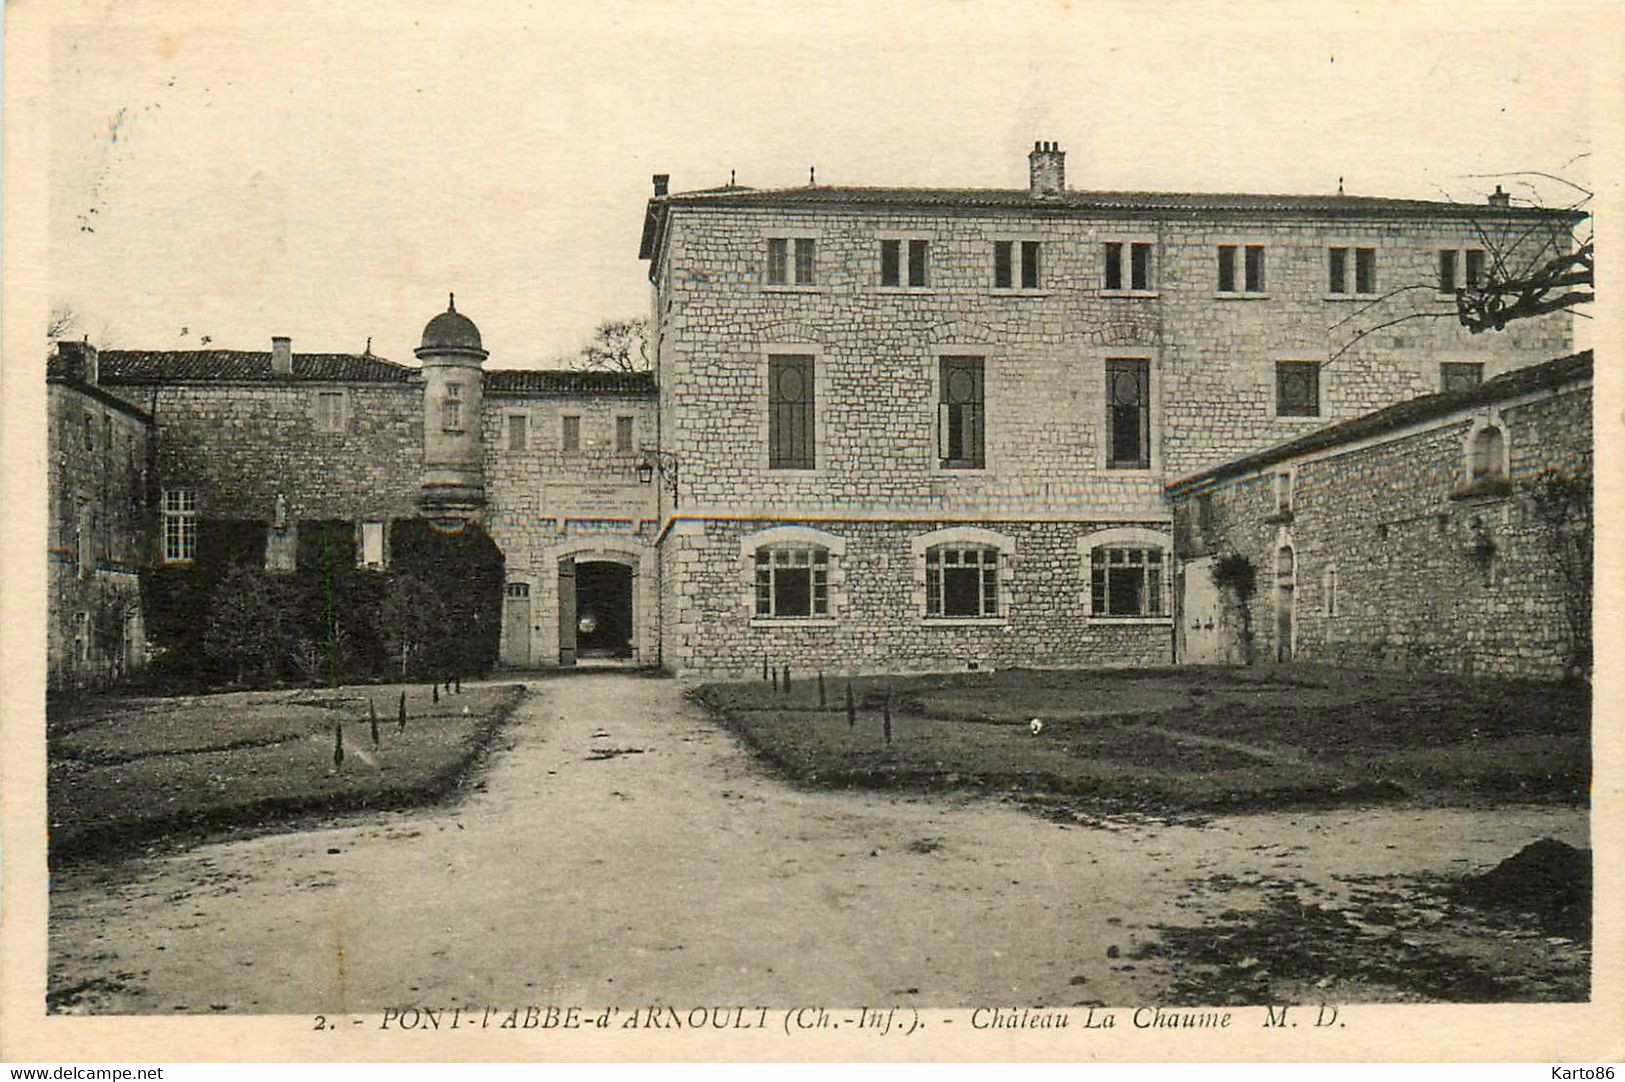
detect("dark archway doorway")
[571,560,634,660]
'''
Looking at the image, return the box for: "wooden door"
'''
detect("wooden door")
[558,558,577,666]
[1180,556,1225,664]
[501,582,532,667]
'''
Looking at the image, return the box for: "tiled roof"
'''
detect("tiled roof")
[1167,350,1593,493]
[98,350,416,384]
[485,369,657,396]
[640,184,1582,259]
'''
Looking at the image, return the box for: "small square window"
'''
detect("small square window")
[1441,362,1483,393]
[1276,362,1321,418]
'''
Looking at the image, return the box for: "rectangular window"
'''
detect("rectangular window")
[1274,472,1293,515]
[561,415,581,452]
[1217,245,1237,292]
[162,488,197,563]
[1276,361,1321,417]
[1021,240,1040,289]
[84,412,95,451]
[315,391,345,434]
[993,241,1013,288]
[1090,547,1165,617]
[767,238,788,286]
[880,239,901,287]
[359,521,385,568]
[615,415,635,453]
[1441,362,1484,393]
[793,238,816,286]
[1354,247,1377,295]
[938,356,985,469]
[441,383,462,432]
[1244,245,1266,292]
[908,239,928,287]
[1130,243,1151,291]
[507,414,528,451]
[1439,249,1459,293]
[926,546,1000,618]
[1328,247,1348,294]
[753,547,828,617]
[1106,359,1151,469]
[1465,248,1486,288]
[505,582,531,600]
[1104,242,1123,291]
[768,354,815,469]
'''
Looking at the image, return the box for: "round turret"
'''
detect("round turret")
[416,293,488,517]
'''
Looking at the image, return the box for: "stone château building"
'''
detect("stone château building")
[46,142,1582,686]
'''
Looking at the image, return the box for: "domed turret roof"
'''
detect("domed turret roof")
[417,293,485,355]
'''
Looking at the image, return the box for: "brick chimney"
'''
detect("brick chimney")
[271,336,293,377]
[652,174,670,197]
[57,339,99,385]
[1487,184,1511,208]
[1029,140,1066,197]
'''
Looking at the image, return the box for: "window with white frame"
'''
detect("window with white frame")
[358,521,386,569]
[754,546,829,618]
[1083,528,1170,619]
[314,391,345,434]
[162,488,197,563]
[925,545,1000,618]
[1104,241,1154,292]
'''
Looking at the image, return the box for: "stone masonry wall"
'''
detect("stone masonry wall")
[48,382,151,686]
[482,391,660,666]
[655,205,1570,518]
[658,518,1173,679]
[1174,380,1591,679]
[115,382,424,524]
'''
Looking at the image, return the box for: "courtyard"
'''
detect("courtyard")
[47,669,1590,1012]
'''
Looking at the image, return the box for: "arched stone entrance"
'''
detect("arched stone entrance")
[556,547,644,666]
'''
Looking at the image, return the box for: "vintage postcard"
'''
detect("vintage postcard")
[2,0,1621,1065]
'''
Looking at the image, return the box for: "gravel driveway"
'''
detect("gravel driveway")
[49,674,1588,1013]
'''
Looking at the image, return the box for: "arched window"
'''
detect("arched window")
[925,544,1000,618]
[1470,425,1506,481]
[741,525,846,621]
[1080,527,1171,619]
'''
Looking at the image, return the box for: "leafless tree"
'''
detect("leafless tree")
[574,318,651,373]
[48,304,80,340]
[1326,168,1592,365]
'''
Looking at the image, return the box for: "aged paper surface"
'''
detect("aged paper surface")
[3,0,1622,1063]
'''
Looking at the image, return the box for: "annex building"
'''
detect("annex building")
[47,142,1583,686]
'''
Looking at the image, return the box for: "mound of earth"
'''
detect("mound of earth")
[1452,838,1590,938]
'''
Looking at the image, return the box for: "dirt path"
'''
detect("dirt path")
[49,674,1587,1012]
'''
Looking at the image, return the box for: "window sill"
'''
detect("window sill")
[750,617,838,629]
[1106,462,1155,473]
[1274,413,1325,424]
[1322,293,1382,302]
[936,463,988,473]
[1100,289,1160,299]
[766,466,822,477]
[874,287,935,295]
[1450,478,1513,502]
[921,616,1009,628]
[1214,292,1271,301]
[762,285,824,294]
[1087,616,1174,627]
[986,289,1052,298]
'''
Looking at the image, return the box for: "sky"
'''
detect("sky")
[41,0,1604,369]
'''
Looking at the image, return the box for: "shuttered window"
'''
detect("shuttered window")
[1106,359,1150,469]
[768,355,815,469]
[938,356,985,469]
